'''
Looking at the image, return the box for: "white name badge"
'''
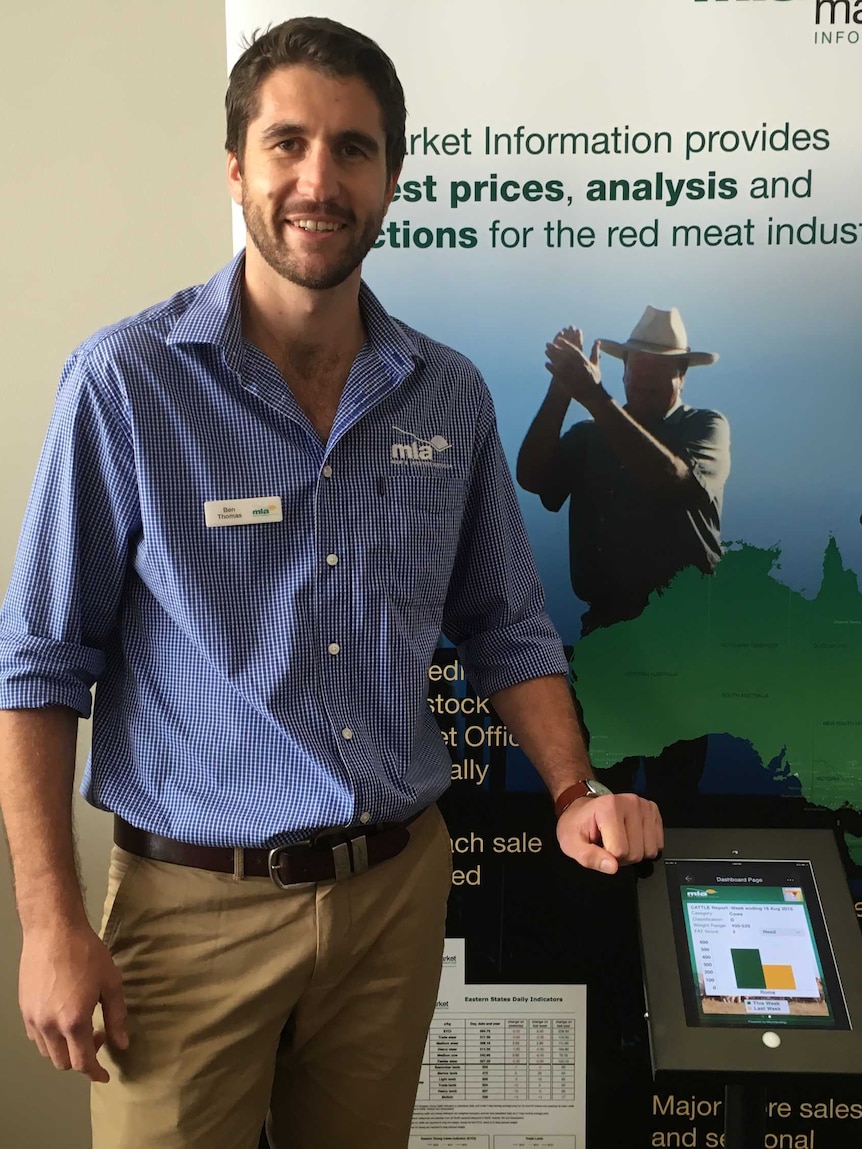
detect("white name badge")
[203,496,283,527]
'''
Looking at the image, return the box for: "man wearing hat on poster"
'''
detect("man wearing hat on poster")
[518,306,729,801]
[518,306,730,638]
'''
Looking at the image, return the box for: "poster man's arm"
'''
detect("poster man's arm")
[515,379,572,496]
[545,328,698,500]
[0,707,128,1082]
[489,675,663,874]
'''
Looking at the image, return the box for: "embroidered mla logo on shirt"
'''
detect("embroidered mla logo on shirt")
[390,427,452,466]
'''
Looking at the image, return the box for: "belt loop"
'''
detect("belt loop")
[331,841,352,882]
[350,834,369,875]
[232,847,245,882]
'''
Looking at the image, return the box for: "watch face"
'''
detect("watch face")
[586,779,613,798]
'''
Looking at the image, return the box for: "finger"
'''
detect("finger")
[101,982,129,1052]
[557,805,620,874]
[65,1024,110,1083]
[93,1029,106,1055]
[645,800,663,857]
[593,803,630,862]
[590,339,601,365]
[552,332,583,352]
[40,1028,73,1072]
[621,810,645,862]
[549,340,588,362]
[25,1024,51,1061]
[573,843,619,875]
[89,1030,112,1084]
[573,328,584,350]
[625,799,662,860]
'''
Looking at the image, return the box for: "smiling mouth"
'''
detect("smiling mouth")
[290,220,345,232]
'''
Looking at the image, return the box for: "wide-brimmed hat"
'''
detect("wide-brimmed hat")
[599,306,718,367]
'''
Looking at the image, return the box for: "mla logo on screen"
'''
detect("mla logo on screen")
[694,0,862,45]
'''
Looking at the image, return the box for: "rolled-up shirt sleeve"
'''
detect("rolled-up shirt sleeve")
[678,409,730,506]
[536,423,588,513]
[0,347,141,716]
[442,385,568,697]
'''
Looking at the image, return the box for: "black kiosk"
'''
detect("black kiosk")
[638,828,862,1148]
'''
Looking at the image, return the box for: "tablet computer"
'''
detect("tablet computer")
[637,828,862,1077]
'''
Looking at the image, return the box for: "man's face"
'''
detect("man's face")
[623,352,685,423]
[227,64,398,291]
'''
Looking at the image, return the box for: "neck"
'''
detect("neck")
[240,243,366,373]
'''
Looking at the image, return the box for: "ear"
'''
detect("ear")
[226,152,244,207]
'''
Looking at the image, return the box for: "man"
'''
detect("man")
[518,307,730,635]
[0,19,661,1149]
[518,307,730,797]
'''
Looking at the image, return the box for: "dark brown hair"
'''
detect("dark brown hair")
[225,17,406,177]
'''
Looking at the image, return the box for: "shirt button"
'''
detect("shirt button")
[341,727,353,740]
[326,553,339,567]
[327,642,341,655]
[322,465,333,478]
[359,812,372,825]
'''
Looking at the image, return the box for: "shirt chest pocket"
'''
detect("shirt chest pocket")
[382,470,466,606]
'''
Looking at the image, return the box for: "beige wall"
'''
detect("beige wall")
[1,3,230,1143]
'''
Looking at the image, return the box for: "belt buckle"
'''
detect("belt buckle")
[267,826,369,889]
[267,845,301,889]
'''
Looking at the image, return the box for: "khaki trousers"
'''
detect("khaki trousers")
[90,805,451,1149]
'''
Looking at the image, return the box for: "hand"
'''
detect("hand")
[545,327,605,410]
[19,923,128,1083]
[556,792,663,875]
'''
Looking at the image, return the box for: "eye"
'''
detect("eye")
[341,142,368,159]
[276,138,301,153]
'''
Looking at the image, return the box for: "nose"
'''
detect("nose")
[295,142,340,203]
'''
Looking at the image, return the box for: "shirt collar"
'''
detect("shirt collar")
[664,399,690,422]
[357,279,421,384]
[166,250,421,385]
[166,251,246,371]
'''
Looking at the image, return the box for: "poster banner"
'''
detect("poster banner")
[227,2,862,1143]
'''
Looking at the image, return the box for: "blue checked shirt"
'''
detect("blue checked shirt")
[0,253,567,846]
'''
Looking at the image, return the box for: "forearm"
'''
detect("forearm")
[587,395,693,496]
[516,385,571,493]
[489,674,592,800]
[490,675,662,874]
[0,706,86,930]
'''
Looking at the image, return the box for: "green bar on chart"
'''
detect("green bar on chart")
[731,948,766,990]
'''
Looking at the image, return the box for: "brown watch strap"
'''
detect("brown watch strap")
[554,780,593,818]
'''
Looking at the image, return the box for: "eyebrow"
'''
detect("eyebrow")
[259,122,381,155]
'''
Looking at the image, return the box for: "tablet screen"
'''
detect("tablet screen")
[664,858,850,1030]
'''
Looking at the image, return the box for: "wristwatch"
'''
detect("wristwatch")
[554,778,613,818]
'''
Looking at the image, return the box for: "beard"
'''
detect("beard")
[242,196,384,291]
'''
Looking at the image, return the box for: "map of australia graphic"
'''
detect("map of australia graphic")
[572,537,862,862]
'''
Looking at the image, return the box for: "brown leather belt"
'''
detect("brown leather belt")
[114,811,424,888]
